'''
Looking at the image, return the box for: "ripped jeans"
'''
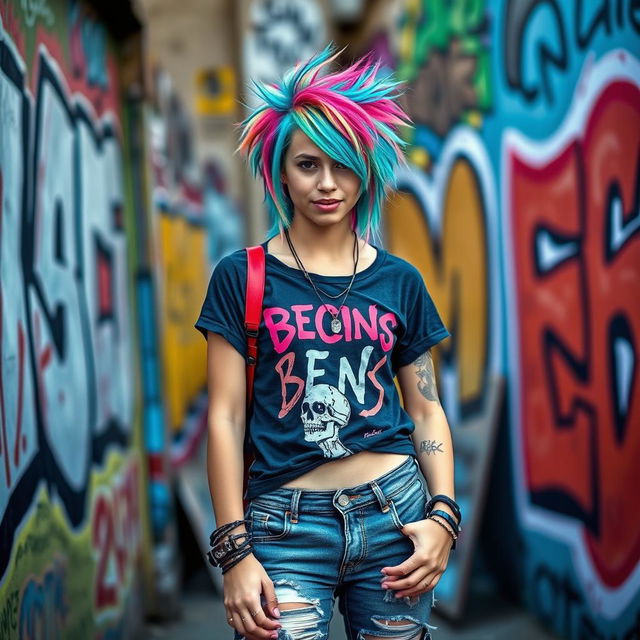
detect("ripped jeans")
[238,455,437,640]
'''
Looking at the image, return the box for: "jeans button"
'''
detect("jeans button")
[337,494,350,507]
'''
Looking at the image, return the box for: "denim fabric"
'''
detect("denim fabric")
[238,455,437,640]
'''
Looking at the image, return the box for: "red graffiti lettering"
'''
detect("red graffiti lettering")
[93,494,117,609]
[510,80,640,587]
[91,460,141,612]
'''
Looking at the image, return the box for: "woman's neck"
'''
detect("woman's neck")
[285,217,355,262]
[267,217,377,277]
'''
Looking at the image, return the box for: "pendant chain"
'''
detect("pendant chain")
[283,229,359,334]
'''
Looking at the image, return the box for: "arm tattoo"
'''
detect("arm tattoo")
[414,350,440,403]
[419,440,444,455]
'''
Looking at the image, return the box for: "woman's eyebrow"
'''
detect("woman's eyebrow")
[294,153,322,160]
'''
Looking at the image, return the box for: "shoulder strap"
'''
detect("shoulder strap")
[243,245,265,505]
[244,245,265,407]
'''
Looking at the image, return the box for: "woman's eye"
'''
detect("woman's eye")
[335,163,349,170]
[298,161,315,170]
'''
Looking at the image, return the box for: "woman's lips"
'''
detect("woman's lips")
[313,199,342,212]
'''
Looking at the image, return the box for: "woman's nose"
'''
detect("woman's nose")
[317,167,337,191]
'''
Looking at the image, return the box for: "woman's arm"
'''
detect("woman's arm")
[402,350,455,518]
[380,347,456,598]
[206,332,247,527]
[206,332,281,639]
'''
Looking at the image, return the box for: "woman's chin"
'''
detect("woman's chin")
[298,208,352,227]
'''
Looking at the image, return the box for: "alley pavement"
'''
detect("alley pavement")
[140,566,560,640]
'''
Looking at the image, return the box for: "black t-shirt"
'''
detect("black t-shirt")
[195,241,449,499]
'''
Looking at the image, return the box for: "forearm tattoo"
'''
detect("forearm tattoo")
[414,350,440,404]
[419,440,444,455]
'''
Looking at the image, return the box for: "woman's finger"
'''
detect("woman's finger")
[380,551,421,578]
[251,607,282,633]
[236,606,280,640]
[394,570,442,598]
[261,579,280,620]
[381,567,429,592]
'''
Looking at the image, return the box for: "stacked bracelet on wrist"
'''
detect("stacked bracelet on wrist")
[206,519,254,574]
[424,494,462,550]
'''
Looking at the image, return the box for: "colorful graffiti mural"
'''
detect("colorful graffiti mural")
[394,0,492,155]
[380,0,503,620]
[505,50,640,638]
[385,108,503,621]
[148,69,210,437]
[374,0,640,635]
[148,68,224,593]
[0,2,149,636]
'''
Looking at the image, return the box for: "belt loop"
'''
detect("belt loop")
[369,480,390,513]
[290,489,301,524]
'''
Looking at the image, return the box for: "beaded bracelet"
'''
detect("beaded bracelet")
[428,515,457,550]
[429,509,461,535]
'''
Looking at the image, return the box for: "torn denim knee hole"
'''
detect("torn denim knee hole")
[382,588,437,611]
[357,614,437,640]
[382,590,420,608]
[273,580,324,640]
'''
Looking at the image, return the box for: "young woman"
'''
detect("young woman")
[195,46,458,640]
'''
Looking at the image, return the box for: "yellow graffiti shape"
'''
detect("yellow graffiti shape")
[158,213,209,430]
[386,159,488,404]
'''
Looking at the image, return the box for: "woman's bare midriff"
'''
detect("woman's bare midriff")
[281,451,410,490]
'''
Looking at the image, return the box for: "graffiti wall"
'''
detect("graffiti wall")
[0,1,150,637]
[374,0,639,636]
[148,69,210,440]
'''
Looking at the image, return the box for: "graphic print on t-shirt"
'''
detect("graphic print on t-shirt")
[301,384,353,458]
[263,302,399,457]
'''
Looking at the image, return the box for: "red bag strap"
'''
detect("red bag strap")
[243,245,264,506]
[244,245,265,408]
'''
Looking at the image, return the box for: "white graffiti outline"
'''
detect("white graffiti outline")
[0,15,132,579]
[394,126,502,424]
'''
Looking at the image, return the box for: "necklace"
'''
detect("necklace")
[285,230,358,299]
[284,229,359,334]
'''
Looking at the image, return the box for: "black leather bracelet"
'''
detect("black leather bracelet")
[221,547,253,574]
[218,542,252,568]
[207,542,253,569]
[425,494,461,524]
[209,532,252,565]
[209,519,249,547]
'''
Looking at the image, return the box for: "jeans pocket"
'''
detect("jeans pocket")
[249,500,291,542]
[388,477,426,530]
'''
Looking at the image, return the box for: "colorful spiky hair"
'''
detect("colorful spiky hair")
[237,44,412,241]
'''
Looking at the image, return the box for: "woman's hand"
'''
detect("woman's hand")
[223,553,282,639]
[380,518,454,598]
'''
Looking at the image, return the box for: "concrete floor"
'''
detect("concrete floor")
[140,566,560,640]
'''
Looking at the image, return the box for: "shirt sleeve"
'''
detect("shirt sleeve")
[392,268,449,370]
[194,253,247,358]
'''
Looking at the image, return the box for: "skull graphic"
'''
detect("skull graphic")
[301,384,353,458]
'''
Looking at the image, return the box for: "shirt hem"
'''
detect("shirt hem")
[246,444,416,500]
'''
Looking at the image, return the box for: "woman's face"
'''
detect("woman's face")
[281,129,361,229]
